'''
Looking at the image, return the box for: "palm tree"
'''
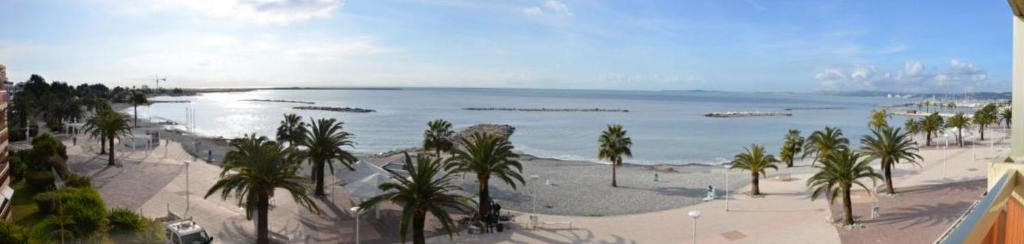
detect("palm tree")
[860,127,922,194]
[83,109,131,166]
[301,118,358,197]
[423,119,455,157]
[802,127,849,166]
[204,135,320,244]
[448,132,524,217]
[921,112,944,147]
[276,113,307,147]
[127,92,149,128]
[779,129,803,168]
[360,153,471,244]
[598,124,632,187]
[904,118,920,137]
[731,144,779,195]
[868,109,889,130]
[946,112,970,147]
[1001,108,1012,128]
[947,101,957,112]
[973,104,998,141]
[807,150,881,226]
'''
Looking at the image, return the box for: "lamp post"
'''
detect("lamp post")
[688,210,702,244]
[723,164,730,212]
[529,174,540,228]
[350,207,362,244]
[184,160,191,216]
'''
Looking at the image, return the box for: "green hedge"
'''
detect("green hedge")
[32,191,59,214]
[25,171,54,191]
[0,221,29,244]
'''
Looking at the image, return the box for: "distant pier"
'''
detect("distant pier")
[464,107,629,112]
[704,111,792,118]
[293,106,375,113]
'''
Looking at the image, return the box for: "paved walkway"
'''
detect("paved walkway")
[432,128,1007,244]
[63,130,385,243]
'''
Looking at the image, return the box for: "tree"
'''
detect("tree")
[448,132,524,217]
[275,113,307,147]
[127,92,149,128]
[947,101,957,112]
[598,124,632,187]
[83,109,131,166]
[359,154,471,244]
[423,119,455,157]
[802,127,849,166]
[300,118,357,197]
[921,112,944,147]
[904,118,920,137]
[27,133,69,175]
[807,150,881,226]
[860,127,922,194]
[1001,108,1012,128]
[731,144,779,195]
[868,109,889,130]
[973,104,998,141]
[204,135,319,244]
[779,129,804,168]
[946,112,970,147]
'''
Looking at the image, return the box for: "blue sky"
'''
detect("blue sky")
[0,0,1013,92]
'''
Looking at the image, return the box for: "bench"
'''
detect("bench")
[542,220,573,230]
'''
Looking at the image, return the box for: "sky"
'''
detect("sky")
[0,0,1014,92]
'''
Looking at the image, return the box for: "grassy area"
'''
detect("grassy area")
[10,180,45,225]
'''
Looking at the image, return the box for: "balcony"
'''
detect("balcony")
[939,164,1024,243]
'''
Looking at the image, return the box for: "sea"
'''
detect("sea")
[129,88,915,165]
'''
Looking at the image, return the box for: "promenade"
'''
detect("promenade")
[437,129,1003,244]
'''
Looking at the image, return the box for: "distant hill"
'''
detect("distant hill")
[815,90,1011,100]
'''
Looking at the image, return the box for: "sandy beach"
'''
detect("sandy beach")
[118,102,823,216]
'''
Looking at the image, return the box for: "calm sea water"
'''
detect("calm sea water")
[131,88,911,165]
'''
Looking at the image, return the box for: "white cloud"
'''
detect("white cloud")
[815,59,993,92]
[114,0,344,25]
[880,43,909,54]
[287,38,387,62]
[522,0,573,17]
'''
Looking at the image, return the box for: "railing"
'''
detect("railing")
[938,173,1014,243]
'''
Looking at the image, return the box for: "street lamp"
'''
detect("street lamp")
[184,160,191,216]
[350,207,362,244]
[529,174,540,229]
[723,164,730,212]
[688,210,702,244]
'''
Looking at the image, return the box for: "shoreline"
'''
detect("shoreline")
[115,103,756,216]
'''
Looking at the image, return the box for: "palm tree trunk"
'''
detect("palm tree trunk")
[980,125,985,141]
[478,179,491,217]
[926,131,932,146]
[257,192,270,244]
[842,188,853,226]
[133,105,138,128]
[787,157,793,168]
[751,172,760,195]
[611,161,618,187]
[958,128,963,147]
[884,161,894,194]
[413,211,427,244]
[108,136,115,166]
[436,148,441,158]
[314,161,326,196]
[100,135,107,154]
